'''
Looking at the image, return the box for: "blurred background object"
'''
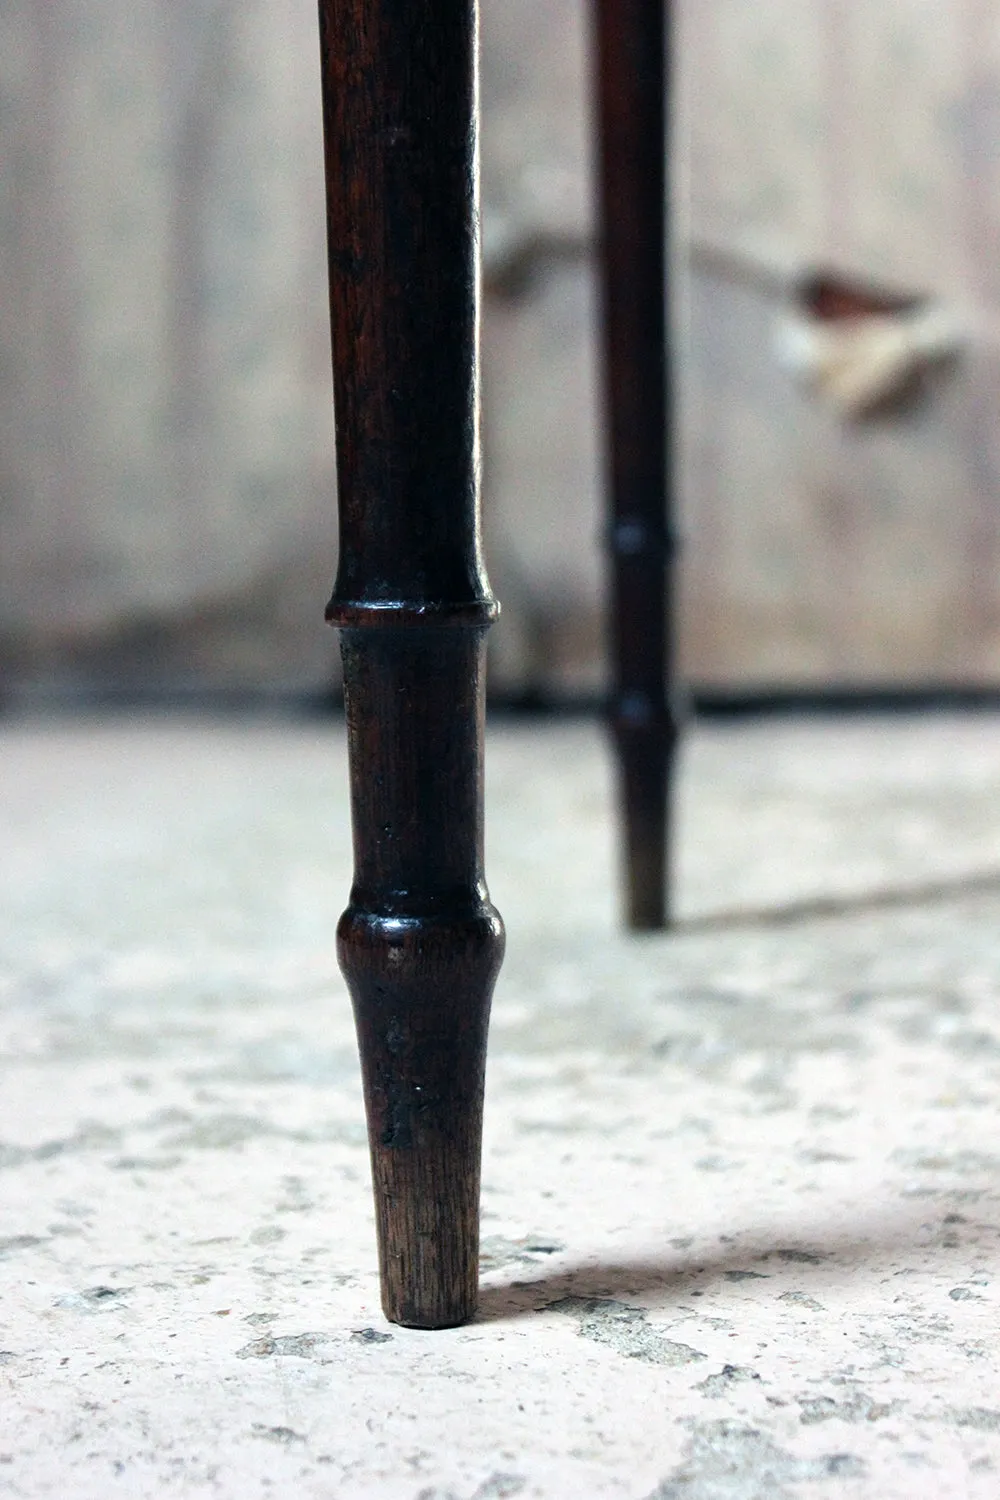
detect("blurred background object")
[2,0,1000,706]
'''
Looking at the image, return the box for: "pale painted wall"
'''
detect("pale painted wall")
[2,1,999,696]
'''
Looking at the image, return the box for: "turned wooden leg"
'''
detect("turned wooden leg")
[595,0,679,930]
[318,0,504,1327]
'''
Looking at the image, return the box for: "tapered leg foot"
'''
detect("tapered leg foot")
[613,707,676,931]
[340,906,503,1327]
[335,627,503,1327]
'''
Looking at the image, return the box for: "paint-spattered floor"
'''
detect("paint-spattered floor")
[2,713,1000,1498]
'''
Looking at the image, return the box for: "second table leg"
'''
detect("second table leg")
[594,0,679,930]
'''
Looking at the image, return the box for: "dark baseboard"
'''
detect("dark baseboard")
[4,680,1000,721]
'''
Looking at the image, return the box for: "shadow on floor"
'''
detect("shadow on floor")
[677,866,1000,934]
[474,1195,993,1323]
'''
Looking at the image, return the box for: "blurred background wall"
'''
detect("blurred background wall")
[2,0,999,703]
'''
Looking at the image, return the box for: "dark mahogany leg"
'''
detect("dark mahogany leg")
[317,0,504,1327]
[595,0,678,929]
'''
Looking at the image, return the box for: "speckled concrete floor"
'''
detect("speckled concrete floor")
[2,713,1000,1499]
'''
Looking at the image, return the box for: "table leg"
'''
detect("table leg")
[317,0,504,1328]
[594,0,679,930]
